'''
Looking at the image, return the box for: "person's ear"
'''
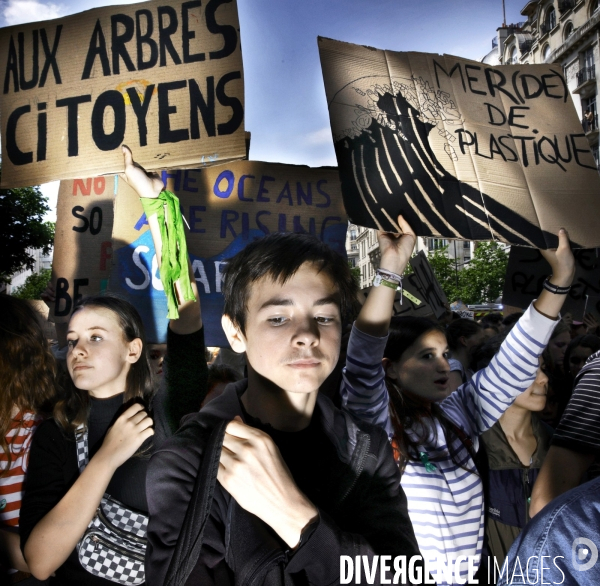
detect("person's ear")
[459,335,468,348]
[383,357,398,381]
[127,338,143,364]
[222,315,247,354]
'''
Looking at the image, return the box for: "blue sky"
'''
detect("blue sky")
[0,0,529,218]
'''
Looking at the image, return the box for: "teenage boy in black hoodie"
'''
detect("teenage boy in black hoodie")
[140,173,422,584]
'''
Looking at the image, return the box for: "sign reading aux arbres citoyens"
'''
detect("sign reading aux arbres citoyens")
[0,0,246,187]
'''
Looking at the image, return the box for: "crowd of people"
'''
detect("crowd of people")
[1,148,599,585]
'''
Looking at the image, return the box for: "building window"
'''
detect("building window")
[564,22,574,41]
[464,256,471,263]
[428,238,449,251]
[585,94,598,132]
[546,6,556,31]
[591,0,599,16]
[463,241,471,249]
[351,243,357,251]
[349,258,356,268]
[584,47,594,70]
[542,43,551,62]
[350,229,357,240]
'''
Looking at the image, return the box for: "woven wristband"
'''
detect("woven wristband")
[140,190,196,319]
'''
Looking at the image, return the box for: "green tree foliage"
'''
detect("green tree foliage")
[12,269,52,300]
[427,247,462,303]
[428,242,509,305]
[0,180,55,283]
[460,242,509,305]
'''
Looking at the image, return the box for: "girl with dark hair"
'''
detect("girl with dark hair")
[445,318,485,392]
[20,148,205,585]
[0,296,57,581]
[341,219,575,584]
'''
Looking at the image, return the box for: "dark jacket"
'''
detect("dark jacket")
[146,380,422,586]
[480,415,553,570]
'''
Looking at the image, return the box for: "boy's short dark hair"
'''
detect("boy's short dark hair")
[222,233,358,334]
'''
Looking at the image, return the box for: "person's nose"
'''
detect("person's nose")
[292,316,319,347]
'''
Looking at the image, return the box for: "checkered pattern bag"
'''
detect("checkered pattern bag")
[75,425,148,585]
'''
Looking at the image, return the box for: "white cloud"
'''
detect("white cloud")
[3,0,65,26]
[305,127,333,146]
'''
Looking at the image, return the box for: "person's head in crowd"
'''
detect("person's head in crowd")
[221,232,358,403]
[546,321,571,375]
[563,334,600,379]
[148,343,167,392]
[502,312,524,332]
[473,333,506,371]
[570,321,587,338]
[202,364,243,408]
[481,312,504,331]
[446,318,484,368]
[474,333,549,414]
[0,296,57,473]
[381,316,459,470]
[55,294,153,431]
[482,324,500,340]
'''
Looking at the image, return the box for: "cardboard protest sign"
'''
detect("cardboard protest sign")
[503,246,600,320]
[318,37,600,249]
[51,176,115,322]
[0,0,245,188]
[409,251,449,320]
[109,161,348,345]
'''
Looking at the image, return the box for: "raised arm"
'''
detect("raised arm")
[442,229,576,436]
[123,146,208,435]
[340,217,416,436]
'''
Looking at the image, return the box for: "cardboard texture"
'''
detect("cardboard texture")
[51,176,115,322]
[109,161,348,345]
[409,251,449,320]
[503,246,600,320]
[0,0,246,188]
[318,37,600,249]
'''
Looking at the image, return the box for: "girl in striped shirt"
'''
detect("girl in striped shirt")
[340,217,575,584]
[0,296,57,580]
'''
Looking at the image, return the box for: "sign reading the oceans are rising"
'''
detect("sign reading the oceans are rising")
[0,0,246,187]
[108,161,348,345]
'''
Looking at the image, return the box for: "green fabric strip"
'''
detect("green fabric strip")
[140,190,196,319]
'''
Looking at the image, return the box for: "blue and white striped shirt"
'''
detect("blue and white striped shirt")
[340,303,557,584]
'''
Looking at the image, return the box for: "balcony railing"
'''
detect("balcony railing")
[519,40,533,53]
[558,0,575,14]
[577,65,596,87]
[540,22,551,35]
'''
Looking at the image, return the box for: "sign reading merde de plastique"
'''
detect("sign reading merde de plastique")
[319,37,600,249]
[0,0,246,187]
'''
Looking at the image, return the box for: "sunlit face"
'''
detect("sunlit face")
[568,345,594,378]
[386,330,451,403]
[513,365,549,412]
[548,331,570,371]
[67,306,141,399]
[224,262,342,395]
